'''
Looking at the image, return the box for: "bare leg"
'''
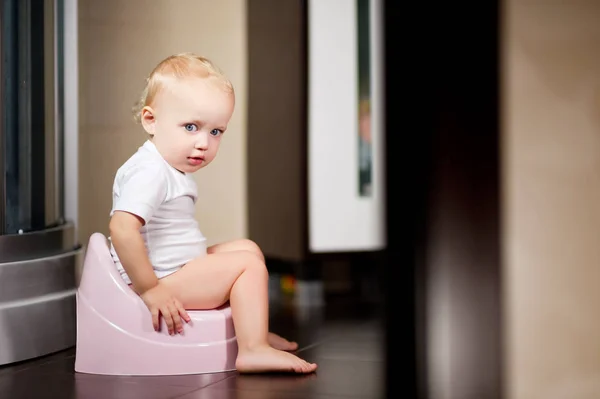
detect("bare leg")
[160,250,317,374]
[207,239,298,351]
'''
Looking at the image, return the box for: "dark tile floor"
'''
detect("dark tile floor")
[0,296,385,399]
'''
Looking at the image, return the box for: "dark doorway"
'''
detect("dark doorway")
[383,2,502,398]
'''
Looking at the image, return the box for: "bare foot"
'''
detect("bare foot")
[235,346,317,374]
[268,332,299,351]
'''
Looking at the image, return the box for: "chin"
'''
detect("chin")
[183,165,204,173]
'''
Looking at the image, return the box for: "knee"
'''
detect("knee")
[239,250,268,276]
[238,239,265,263]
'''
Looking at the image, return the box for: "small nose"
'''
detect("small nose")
[194,133,208,150]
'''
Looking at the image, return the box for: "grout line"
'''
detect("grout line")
[296,336,334,353]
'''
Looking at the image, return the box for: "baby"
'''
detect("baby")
[108,53,317,374]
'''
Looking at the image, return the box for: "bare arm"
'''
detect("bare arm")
[109,211,158,295]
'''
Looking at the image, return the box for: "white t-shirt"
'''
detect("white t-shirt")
[109,140,207,284]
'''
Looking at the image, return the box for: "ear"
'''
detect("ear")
[140,106,156,135]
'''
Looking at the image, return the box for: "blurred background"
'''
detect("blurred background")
[1,0,600,398]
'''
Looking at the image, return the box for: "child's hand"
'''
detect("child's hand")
[139,283,190,335]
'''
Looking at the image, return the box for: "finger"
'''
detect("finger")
[169,304,183,333]
[151,308,160,331]
[161,307,175,334]
[175,300,191,323]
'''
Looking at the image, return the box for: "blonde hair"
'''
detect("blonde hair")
[132,52,234,124]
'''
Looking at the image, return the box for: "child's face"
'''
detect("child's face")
[141,77,235,174]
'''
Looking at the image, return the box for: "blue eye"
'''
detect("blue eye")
[184,124,197,132]
[210,129,223,137]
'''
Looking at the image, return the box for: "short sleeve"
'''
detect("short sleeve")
[111,162,168,224]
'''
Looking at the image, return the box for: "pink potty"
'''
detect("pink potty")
[74,232,238,375]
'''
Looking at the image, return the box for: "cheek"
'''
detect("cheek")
[169,134,190,149]
[209,140,221,154]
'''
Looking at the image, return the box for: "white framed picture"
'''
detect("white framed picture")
[308,0,385,253]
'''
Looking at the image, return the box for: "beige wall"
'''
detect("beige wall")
[502,1,600,398]
[78,0,247,247]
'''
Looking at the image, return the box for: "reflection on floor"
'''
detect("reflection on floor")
[0,288,385,399]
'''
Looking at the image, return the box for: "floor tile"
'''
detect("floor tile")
[0,369,199,399]
[0,347,75,376]
[202,355,384,399]
[176,380,376,399]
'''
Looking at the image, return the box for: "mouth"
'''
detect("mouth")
[187,156,205,166]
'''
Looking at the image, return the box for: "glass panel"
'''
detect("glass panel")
[0,0,64,234]
[357,0,372,197]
